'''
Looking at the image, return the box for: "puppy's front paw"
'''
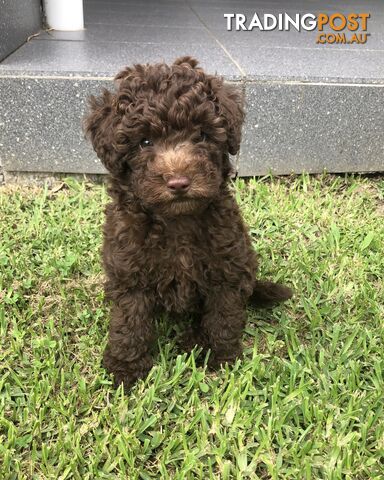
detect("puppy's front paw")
[207,347,243,370]
[178,328,208,352]
[112,371,138,392]
[103,350,153,392]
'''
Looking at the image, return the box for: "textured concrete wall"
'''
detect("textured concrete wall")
[0,0,42,61]
[2,76,384,176]
[0,77,111,174]
[239,82,384,175]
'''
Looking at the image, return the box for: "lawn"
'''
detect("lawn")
[0,175,383,479]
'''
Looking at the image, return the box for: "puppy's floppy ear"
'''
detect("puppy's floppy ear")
[84,89,124,175]
[215,83,245,156]
[173,56,199,68]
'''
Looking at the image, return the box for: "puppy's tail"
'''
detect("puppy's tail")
[249,280,293,308]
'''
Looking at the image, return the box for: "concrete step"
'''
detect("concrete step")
[1,0,383,178]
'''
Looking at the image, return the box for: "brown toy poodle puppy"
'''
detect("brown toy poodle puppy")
[84,56,292,391]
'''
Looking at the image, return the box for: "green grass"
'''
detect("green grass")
[0,174,383,479]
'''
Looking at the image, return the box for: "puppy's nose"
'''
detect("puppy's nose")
[167,176,191,193]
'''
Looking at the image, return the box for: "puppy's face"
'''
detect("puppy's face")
[129,132,223,216]
[85,57,244,216]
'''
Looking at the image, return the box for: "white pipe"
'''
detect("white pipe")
[44,0,84,31]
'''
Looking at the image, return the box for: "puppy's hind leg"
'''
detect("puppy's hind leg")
[249,280,293,308]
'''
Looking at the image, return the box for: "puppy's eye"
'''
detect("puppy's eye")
[195,132,208,143]
[140,138,153,149]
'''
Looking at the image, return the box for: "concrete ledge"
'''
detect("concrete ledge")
[2,74,383,177]
[0,76,112,174]
[239,81,384,175]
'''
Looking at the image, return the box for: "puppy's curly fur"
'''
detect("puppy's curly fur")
[85,56,292,390]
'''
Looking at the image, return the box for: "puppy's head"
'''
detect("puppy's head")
[84,56,244,216]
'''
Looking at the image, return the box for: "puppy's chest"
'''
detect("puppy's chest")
[143,224,209,310]
[146,229,207,275]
